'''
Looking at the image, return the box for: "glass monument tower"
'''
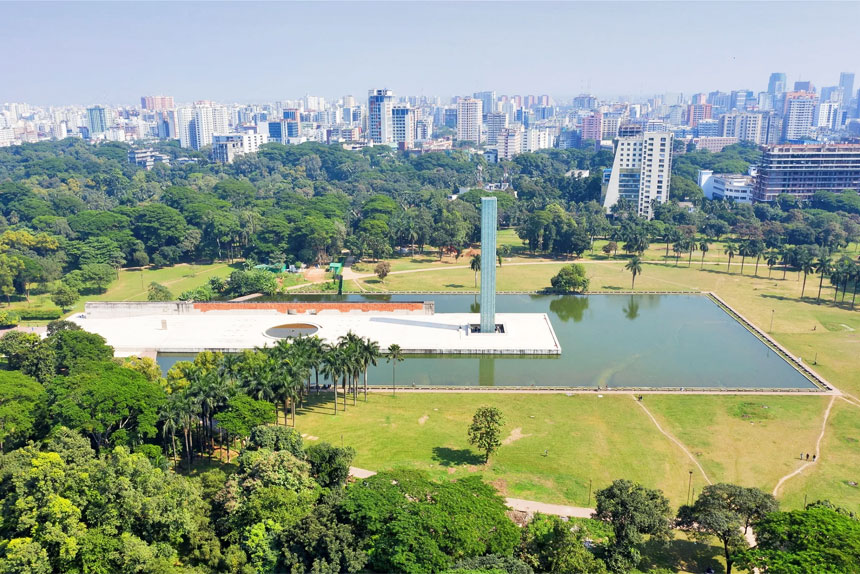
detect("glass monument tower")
[480,197,497,332]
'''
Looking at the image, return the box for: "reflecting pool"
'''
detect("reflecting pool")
[157,294,817,390]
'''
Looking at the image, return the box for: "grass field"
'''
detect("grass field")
[291,253,860,513]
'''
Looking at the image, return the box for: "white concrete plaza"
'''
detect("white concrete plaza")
[72,309,561,356]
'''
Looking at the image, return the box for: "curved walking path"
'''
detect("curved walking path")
[772,394,836,497]
[633,397,713,485]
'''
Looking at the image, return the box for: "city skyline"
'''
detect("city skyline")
[4,1,860,105]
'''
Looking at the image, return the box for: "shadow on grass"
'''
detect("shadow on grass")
[432,446,484,466]
[444,283,467,288]
[637,537,726,574]
[600,285,625,291]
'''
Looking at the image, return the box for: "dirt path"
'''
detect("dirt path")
[772,394,836,497]
[505,497,594,518]
[633,396,713,485]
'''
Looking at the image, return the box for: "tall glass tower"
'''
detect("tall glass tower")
[479,197,497,333]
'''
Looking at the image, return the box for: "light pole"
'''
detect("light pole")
[770,309,775,333]
[587,479,593,506]
[687,470,693,505]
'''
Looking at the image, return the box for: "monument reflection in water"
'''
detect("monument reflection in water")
[158,293,816,390]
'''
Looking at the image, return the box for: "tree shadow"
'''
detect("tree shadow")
[636,537,726,574]
[444,283,466,288]
[431,446,484,466]
[600,285,625,291]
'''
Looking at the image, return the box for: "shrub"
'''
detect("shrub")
[18,308,63,321]
[0,310,21,327]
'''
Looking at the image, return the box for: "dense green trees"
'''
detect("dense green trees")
[550,263,590,293]
[0,138,857,312]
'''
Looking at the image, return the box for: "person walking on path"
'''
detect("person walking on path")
[806,453,810,461]
[813,454,816,462]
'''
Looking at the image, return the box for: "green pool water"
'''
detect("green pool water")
[157,294,818,390]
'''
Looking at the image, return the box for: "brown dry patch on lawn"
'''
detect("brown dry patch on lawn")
[418,414,429,425]
[502,427,531,445]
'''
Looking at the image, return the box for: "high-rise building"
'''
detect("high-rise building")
[173,107,194,148]
[485,112,508,145]
[367,89,394,145]
[581,112,602,141]
[192,105,214,150]
[816,101,841,129]
[497,127,523,160]
[720,111,766,144]
[768,73,786,95]
[391,105,415,148]
[782,92,818,141]
[140,95,175,111]
[695,119,719,137]
[473,91,496,117]
[793,80,814,93]
[456,97,482,143]
[415,118,433,141]
[86,106,108,135]
[840,72,855,108]
[212,132,268,163]
[602,132,674,219]
[687,103,712,127]
[753,144,860,201]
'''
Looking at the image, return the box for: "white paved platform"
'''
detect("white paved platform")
[71,310,561,356]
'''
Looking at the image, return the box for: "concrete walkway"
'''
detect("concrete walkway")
[505,497,594,519]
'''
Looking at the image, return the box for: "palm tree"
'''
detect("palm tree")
[320,344,341,415]
[338,332,363,407]
[672,242,683,266]
[724,242,736,272]
[836,256,855,304]
[625,256,642,289]
[815,255,832,303]
[686,238,696,267]
[849,261,860,309]
[359,337,381,402]
[470,254,481,288]
[765,250,780,278]
[738,241,750,275]
[798,253,815,299]
[386,343,404,397]
[780,247,795,280]
[159,397,183,467]
[750,241,764,276]
[699,240,710,269]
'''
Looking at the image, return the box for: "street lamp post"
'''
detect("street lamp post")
[770,309,775,333]
[687,470,693,505]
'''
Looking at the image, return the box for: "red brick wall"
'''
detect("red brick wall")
[193,302,426,314]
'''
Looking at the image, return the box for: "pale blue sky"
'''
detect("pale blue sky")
[4,1,859,105]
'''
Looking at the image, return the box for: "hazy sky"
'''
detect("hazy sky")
[4,1,860,105]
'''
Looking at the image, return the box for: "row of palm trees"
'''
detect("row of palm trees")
[159,334,404,467]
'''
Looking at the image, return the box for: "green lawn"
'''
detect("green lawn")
[292,257,860,512]
[7,262,240,322]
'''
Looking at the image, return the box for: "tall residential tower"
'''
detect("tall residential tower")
[602,132,674,219]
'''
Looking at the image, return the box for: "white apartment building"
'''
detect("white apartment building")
[497,127,522,161]
[783,94,817,141]
[485,112,508,145]
[415,118,433,141]
[698,170,753,203]
[522,127,555,153]
[456,97,482,143]
[816,101,840,129]
[212,132,268,163]
[193,106,215,150]
[367,89,394,145]
[174,107,194,149]
[602,132,673,219]
[391,105,415,148]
